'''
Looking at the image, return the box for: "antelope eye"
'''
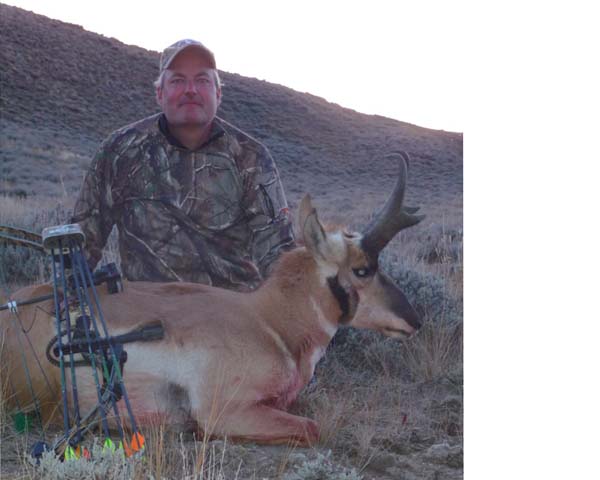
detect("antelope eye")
[352,267,371,278]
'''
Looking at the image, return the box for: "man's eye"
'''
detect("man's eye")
[352,268,371,278]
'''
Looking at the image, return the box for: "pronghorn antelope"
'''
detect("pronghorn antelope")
[1,153,423,446]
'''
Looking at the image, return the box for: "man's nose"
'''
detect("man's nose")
[183,80,198,94]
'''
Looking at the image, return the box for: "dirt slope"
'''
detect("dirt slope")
[0,3,461,220]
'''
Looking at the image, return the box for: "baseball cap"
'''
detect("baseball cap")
[159,39,216,73]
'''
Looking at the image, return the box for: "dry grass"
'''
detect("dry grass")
[0,195,74,228]
[403,320,463,383]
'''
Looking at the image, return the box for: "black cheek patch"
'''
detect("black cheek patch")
[327,275,358,324]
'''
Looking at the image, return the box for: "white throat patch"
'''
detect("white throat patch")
[310,297,338,339]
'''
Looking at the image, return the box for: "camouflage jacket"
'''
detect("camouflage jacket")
[72,113,295,291]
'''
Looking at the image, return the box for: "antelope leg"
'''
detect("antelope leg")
[216,405,320,446]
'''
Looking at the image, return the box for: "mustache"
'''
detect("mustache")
[178,99,204,106]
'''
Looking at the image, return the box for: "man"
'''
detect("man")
[72,39,294,291]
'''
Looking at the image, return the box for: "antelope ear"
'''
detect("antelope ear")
[299,194,331,262]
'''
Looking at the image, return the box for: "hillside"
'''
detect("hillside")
[0,3,462,217]
[1,5,463,479]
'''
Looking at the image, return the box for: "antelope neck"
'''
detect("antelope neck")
[327,275,352,324]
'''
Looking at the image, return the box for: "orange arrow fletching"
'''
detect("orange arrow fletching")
[131,432,145,451]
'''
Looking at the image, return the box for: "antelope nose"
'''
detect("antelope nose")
[405,309,422,332]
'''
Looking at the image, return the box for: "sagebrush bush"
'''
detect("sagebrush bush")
[0,245,49,287]
[0,196,73,286]
[388,263,462,325]
[284,451,363,480]
[380,251,462,325]
[27,442,143,480]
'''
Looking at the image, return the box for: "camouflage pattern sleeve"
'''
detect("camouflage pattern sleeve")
[71,138,117,271]
[243,146,295,277]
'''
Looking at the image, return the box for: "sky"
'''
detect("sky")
[2,0,466,132]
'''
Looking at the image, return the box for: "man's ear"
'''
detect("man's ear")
[155,86,163,108]
[216,86,222,107]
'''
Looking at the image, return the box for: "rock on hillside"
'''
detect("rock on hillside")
[0,3,462,212]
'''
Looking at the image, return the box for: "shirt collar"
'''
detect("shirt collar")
[158,114,225,150]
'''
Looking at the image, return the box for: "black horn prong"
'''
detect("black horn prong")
[360,152,424,258]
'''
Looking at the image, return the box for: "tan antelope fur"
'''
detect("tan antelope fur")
[1,153,424,446]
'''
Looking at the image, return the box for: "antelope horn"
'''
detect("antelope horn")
[361,152,425,257]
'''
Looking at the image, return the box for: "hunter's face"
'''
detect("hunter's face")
[156,48,221,128]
